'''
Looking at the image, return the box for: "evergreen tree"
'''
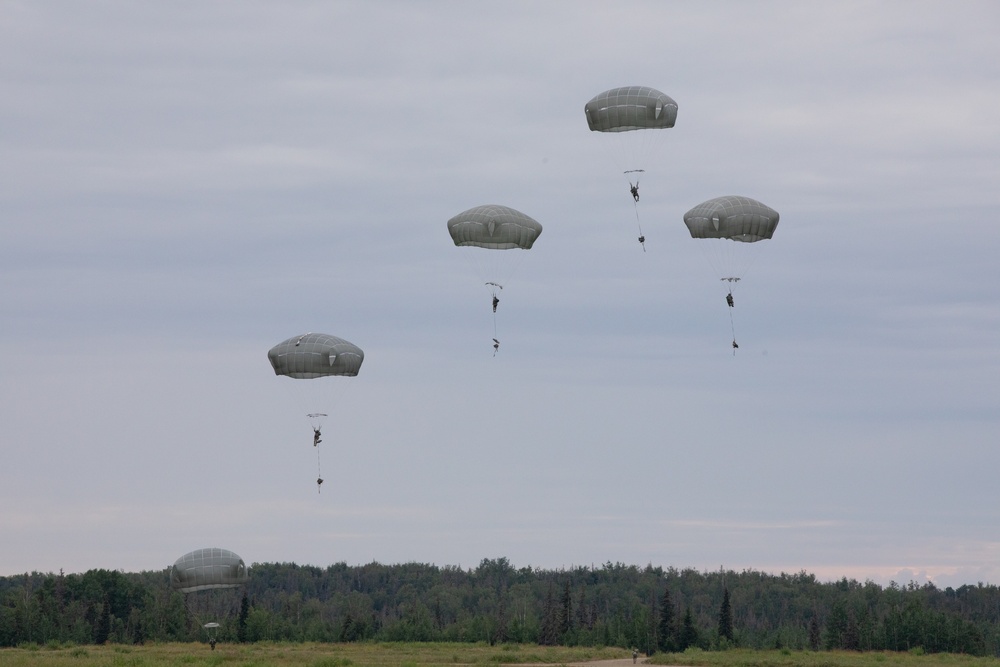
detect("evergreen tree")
[94,598,111,645]
[843,609,860,651]
[493,594,509,645]
[718,585,733,643]
[559,580,573,638]
[645,589,659,656]
[575,586,589,630]
[825,600,849,649]
[808,615,821,651]
[339,611,356,642]
[678,606,698,650]
[130,609,144,646]
[163,590,187,640]
[237,592,249,643]
[657,587,676,652]
[539,582,559,645]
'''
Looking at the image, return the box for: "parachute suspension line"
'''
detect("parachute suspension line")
[489,283,501,357]
[723,278,739,355]
[625,172,646,251]
[729,305,738,356]
[632,199,645,252]
[310,419,326,494]
[492,315,499,357]
[316,445,323,493]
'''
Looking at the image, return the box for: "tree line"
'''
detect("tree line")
[1,558,997,655]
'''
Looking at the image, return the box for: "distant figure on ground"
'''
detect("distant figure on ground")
[632,648,638,663]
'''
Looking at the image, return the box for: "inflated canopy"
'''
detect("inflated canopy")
[585,86,678,132]
[268,333,364,379]
[683,196,780,243]
[171,548,249,593]
[447,204,542,250]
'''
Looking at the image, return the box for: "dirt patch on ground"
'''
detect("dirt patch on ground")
[512,659,650,667]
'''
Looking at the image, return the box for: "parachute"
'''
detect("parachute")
[447,204,542,354]
[171,548,249,593]
[683,195,780,352]
[447,204,542,250]
[585,85,678,134]
[203,622,220,649]
[683,195,779,280]
[268,333,364,379]
[171,548,248,642]
[585,86,678,249]
[268,333,364,490]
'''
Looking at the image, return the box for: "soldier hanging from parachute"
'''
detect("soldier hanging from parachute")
[447,204,542,355]
[268,333,364,492]
[171,548,249,649]
[309,416,326,491]
[683,196,780,354]
[585,85,678,251]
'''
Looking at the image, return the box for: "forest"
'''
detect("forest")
[2,559,997,656]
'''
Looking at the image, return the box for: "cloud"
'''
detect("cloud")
[2,1,999,584]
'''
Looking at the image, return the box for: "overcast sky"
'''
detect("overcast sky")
[2,1,999,589]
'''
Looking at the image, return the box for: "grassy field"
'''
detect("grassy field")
[0,641,626,667]
[3,643,1000,667]
[645,648,1000,667]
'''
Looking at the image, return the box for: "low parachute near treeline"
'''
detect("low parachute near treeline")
[171,548,249,593]
[171,548,248,647]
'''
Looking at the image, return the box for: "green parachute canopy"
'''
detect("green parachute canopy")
[447,204,543,300]
[683,195,780,243]
[171,548,249,593]
[268,333,364,379]
[447,204,542,250]
[585,86,677,249]
[584,86,678,133]
[683,195,780,283]
[268,332,364,434]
